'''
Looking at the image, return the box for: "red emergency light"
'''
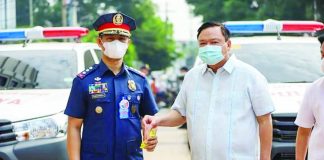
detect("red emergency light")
[43,27,88,38]
[0,26,89,41]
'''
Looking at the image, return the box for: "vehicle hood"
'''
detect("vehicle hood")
[0,89,70,122]
[269,83,309,114]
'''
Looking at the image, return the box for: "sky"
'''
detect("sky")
[152,0,202,42]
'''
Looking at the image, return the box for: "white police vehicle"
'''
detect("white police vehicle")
[0,27,102,160]
[195,20,324,160]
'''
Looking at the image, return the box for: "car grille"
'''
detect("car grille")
[0,119,17,147]
[273,153,295,160]
[272,114,298,142]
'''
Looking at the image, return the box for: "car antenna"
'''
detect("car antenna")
[276,26,281,40]
[23,39,31,47]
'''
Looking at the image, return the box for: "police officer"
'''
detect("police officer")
[65,12,159,160]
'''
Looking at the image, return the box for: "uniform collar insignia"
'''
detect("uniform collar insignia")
[94,77,101,81]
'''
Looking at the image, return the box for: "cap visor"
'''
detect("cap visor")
[99,28,131,37]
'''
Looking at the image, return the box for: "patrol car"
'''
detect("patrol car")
[0,27,102,160]
[194,20,324,160]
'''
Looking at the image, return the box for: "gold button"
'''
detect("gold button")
[95,106,103,114]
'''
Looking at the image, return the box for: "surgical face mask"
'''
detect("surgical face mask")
[102,40,128,59]
[198,45,224,65]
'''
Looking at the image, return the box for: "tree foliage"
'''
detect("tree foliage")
[16,0,179,70]
[186,0,324,22]
[109,0,179,70]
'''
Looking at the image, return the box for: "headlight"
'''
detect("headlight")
[13,112,67,141]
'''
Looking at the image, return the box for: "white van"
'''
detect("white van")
[0,27,102,160]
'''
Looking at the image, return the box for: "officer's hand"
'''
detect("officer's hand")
[142,115,158,141]
[145,136,158,152]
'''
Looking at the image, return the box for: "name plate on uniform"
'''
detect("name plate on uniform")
[91,93,106,99]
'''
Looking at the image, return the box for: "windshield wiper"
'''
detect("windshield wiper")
[283,81,310,83]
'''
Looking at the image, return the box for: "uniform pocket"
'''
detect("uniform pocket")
[88,96,113,119]
[124,92,143,119]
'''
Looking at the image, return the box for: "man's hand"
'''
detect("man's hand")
[141,110,186,152]
[142,115,159,141]
[141,116,159,152]
[144,136,158,152]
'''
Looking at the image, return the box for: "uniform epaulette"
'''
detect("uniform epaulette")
[77,64,98,79]
[127,66,145,78]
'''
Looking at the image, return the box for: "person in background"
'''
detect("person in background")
[177,66,189,89]
[140,64,151,77]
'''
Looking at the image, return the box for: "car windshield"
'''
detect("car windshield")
[0,50,77,89]
[232,42,323,83]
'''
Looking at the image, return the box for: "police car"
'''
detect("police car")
[194,20,324,160]
[0,27,102,160]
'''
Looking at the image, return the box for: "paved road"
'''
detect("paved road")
[143,109,191,160]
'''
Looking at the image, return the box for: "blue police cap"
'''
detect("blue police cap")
[93,12,136,37]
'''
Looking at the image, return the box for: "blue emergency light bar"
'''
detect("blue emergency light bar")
[0,26,88,41]
[224,20,324,33]
[0,30,26,40]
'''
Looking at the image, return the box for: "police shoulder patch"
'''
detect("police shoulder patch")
[127,66,145,79]
[77,64,98,79]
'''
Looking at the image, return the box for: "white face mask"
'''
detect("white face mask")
[102,40,128,59]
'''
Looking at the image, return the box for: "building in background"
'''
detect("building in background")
[0,0,16,29]
[152,0,202,42]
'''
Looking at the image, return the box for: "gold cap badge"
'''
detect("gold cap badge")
[113,13,123,25]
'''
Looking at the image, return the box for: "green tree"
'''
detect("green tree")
[99,0,179,70]
[186,0,321,22]
[16,0,178,70]
[16,0,61,27]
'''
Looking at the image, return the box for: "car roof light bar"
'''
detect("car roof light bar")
[224,19,324,34]
[0,26,89,41]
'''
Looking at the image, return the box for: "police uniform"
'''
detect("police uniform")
[64,12,158,160]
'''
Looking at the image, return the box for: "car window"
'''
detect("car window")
[0,50,77,89]
[95,49,102,60]
[233,42,323,83]
[84,50,95,69]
